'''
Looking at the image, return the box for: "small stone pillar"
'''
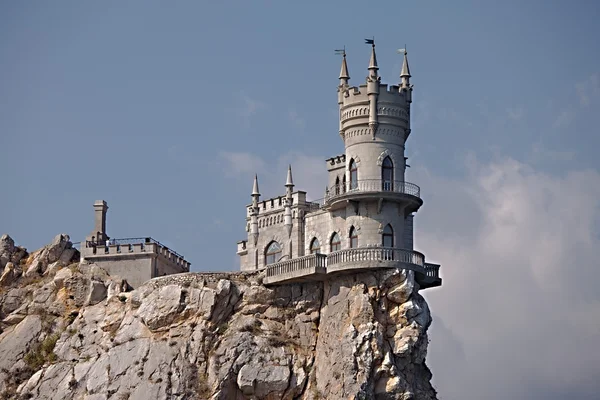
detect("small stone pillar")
[91,200,109,243]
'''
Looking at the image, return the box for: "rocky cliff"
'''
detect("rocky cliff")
[0,234,437,400]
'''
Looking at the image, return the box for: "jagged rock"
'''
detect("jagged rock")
[0,262,21,286]
[0,236,437,399]
[0,234,15,268]
[86,280,107,305]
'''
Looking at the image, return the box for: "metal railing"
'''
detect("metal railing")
[326,179,420,202]
[85,237,185,259]
[327,247,425,268]
[424,263,440,278]
[266,253,327,277]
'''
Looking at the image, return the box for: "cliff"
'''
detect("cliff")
[0,234,437,400]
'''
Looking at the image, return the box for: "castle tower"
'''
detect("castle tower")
[238,40,441,290]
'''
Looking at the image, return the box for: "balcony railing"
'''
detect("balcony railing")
[326,180,420,202]
[424,263,440,278]
[327,247,425,268]
[265,247,428,280]
[265,253,327,277]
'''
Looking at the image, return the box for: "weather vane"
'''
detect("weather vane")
[364,37,375,46]
[396,45,407,54]
[334,46,346,56]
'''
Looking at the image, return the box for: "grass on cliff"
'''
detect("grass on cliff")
[23,333,60,371]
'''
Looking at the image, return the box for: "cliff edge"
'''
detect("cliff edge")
[0,234,437,400]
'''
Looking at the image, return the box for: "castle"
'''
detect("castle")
[237,41,442,289]
[79,200,190,288]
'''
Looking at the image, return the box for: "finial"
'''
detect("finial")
[335,47,350,83]
[285,165,294,187]
[398,46,411,79]
[365,38,378,73]
[252,174,260,196]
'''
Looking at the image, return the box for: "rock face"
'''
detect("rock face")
[0,236,437,399]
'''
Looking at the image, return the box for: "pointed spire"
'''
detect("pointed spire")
[252,174,260,196]
[285,165,294,187]
[366,38,378,74]
[339,52,350,81]
[400,48,411,78]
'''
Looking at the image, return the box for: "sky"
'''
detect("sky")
[1,1,599,398]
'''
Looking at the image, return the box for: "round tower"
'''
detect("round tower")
[325,41,422,251]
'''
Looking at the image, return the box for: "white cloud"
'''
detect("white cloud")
[219,151,266,177]
[288,108,306,130]
[575,73,599,107]
[236,92,268,120]
[219,151,327,200]
[412,156,600,399]
[529,142,575,163]
[506,106,524,121]
[553,108,575,128]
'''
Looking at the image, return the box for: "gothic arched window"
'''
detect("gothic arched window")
[349,226,358,248]
[335,176,340,195]
[265,241,282,265]
[310,238,321,254]
[330,233,341,252]
[342,175,347,193]
[382,156,393,191]
[349,159,358,190]
[382,224,394,247]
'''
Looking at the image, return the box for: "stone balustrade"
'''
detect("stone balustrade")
[326,179,420,202]
[264,247,440,289]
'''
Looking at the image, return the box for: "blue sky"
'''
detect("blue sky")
[1,1,599,399]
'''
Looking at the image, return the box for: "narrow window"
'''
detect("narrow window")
[349,226,358,248]
[382,156,393,191]
[335,176,340,195]
[265,241,282,265]
[310,238,321,254]
[382,224,394,247]
[330,232,341,252]
[342,175,347,193]
[349,159,358,190]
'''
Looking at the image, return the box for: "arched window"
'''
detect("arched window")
[330,232,341,252]
[349,226,358,248]
[382,156,393,191]
[310,238,320,254]
[382,224,394,247]
[342,175,347,193]
[349,159,358,190]
[335,176,340,195]
[265,241,282,265]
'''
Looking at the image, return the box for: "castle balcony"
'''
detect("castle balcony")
[263,253,327,285]
[263,247,441,289]
[324,180,423,214]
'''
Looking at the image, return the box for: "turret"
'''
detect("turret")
[366,39,380,139]
[250,174,260,244]
[284,165,294,237]
[399,48,412,102]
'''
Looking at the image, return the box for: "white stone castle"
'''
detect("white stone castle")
[237,41,442,289]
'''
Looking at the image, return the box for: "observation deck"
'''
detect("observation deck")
[324,180,423,214]
[263,247,441,289]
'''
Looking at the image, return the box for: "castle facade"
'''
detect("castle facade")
[237,42,442,289]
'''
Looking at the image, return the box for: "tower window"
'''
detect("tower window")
[310,238,321,254]
[265,241,282,265]
[335,176,340,195]
[349,159,358,190]
[382,224,394,247]
[342,175,347,193]
[349,226,358,248]
[330,232,341,252]
[382,156,393,191]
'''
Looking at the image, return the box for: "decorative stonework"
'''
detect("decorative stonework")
[376,149,400,166]
[305,231,324,253]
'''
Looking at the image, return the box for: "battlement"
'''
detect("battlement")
[81,237,191,271]
[341,83,410,108]
[326,154,346,171]
[245,191,308,216]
